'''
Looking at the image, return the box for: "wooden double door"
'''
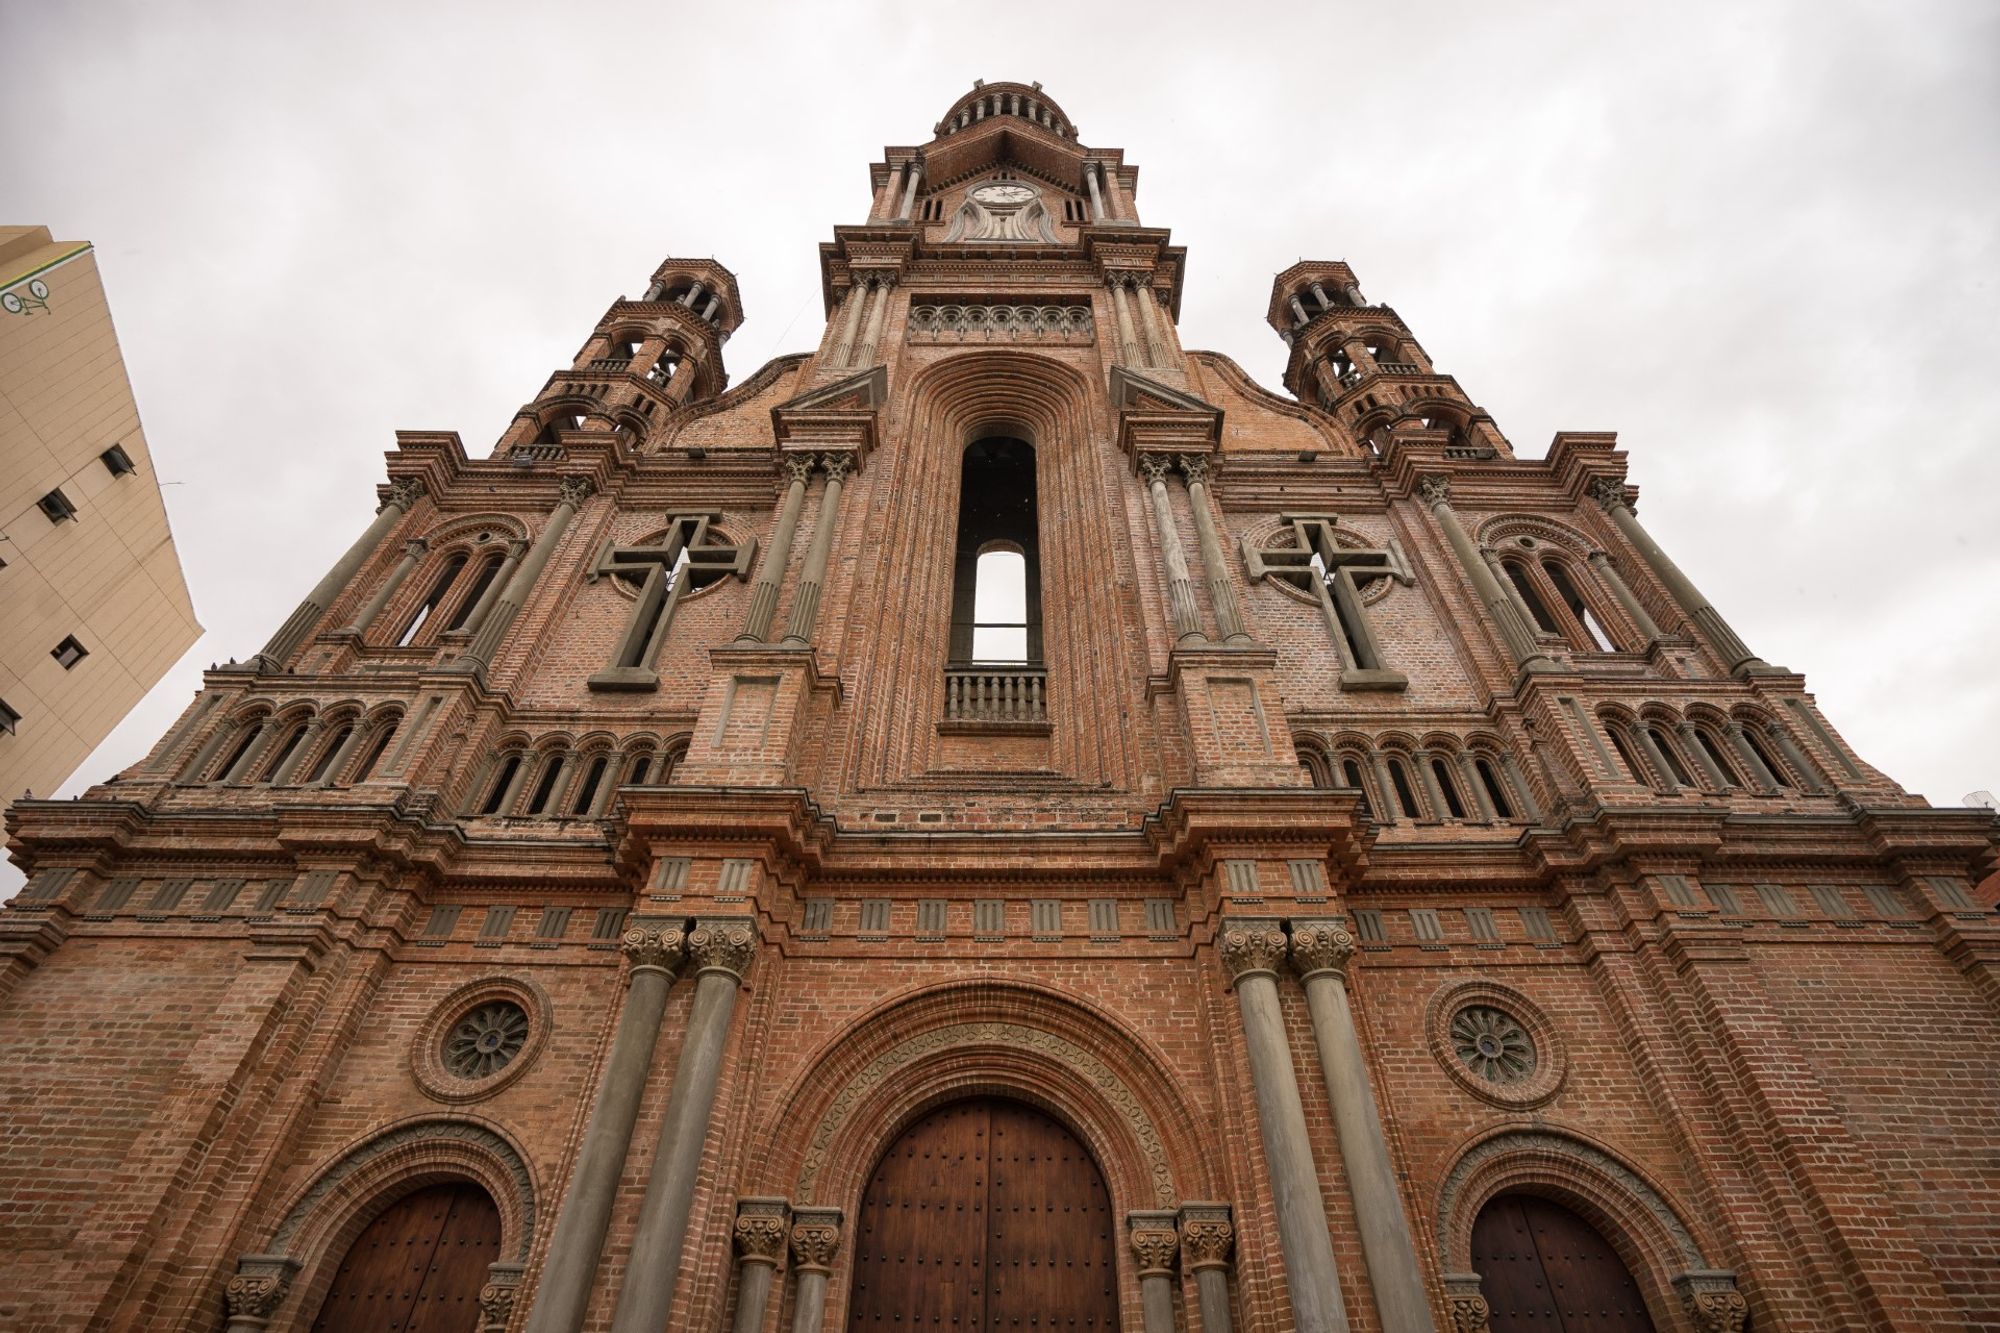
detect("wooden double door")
[310,1182,501,1333]
[848,1097,1119,1330]
[1472,1193,1660,1332]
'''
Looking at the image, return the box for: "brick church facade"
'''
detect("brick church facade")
[4,81,1997,1333]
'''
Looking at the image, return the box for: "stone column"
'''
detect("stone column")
[265,718,326,787]
[1441,1275,1492,1333]
[855,275,895,365]
[1589,478,1768,673]
[1218,919,1353,1333]
[1110,276,1145,365]
[1586,550,1661,643]
[452,476,593,676]
[1179,457,1248,642]
[1178,1204,1236,1333]
[1370,753,1402,825]
[1310,282,1333,311]
[780,452,852,647]
[897,160,922,221]
[1457,752,1497,822]
[310,721,369,789]
[831,280,870,366]
[1500,753,1544,822]
[608,919,758,1333]
[1634,726,1683,792]
[460,539,529,638]
[1419,477,1553,673]
[222,1255,299,1332]
[1289,923,1438,1333]
[1723,721,1781,792]
[730,1198,791,1333]
[255,477,423,671]
[740,455,816,642]
[1136,282,1173,366]
[1677,721,1730,791]
[1765,721,1825,793]
[1086,161,1108,220]
[1481,547,1540,630]
[876,162,904,221]
[1128,1212,1181,1333]
[786,1209,843,1333]
[521,926,685,1333]
[1139,454,1203,643]
[345,538,427,636]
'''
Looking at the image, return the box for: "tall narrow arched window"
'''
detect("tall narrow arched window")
[524,750,569,815]
[569,753,610,815]
[349,719,399,782]
[256,720,310,784]
[1474,757,1515,819]
[1340,756,1375,820]
[1693,727,1742,788]
[1646,726,1696,788]
[1431,757,1468,819]
[478,753,523,815]
[1606,724,1650,786]
[444,552,506,632]
[1503,562,1562,635]
[397,553,468,646]
[303,723,353,785]
[1386,756,1423,819]
[1741,725,1794,789]
[1542,559,1618,651]
[949,438,1042,665]
[213,719,267,783]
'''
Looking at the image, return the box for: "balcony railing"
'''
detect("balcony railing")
[586,357,634,373]
[1373,360,1425,375]
[943,664,1048,725]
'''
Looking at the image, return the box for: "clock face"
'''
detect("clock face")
[972,182,1036,206]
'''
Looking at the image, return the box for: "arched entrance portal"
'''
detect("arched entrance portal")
[1472,1193,1659,1331]
[848,1097,1118,1329]
[310,1181,501,1333]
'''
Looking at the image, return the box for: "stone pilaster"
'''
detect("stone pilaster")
[255,477,422,671]
[1589,477,1773,675]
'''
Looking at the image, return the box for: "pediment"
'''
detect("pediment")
[775,365,887,416]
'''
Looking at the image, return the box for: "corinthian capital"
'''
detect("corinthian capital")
[1587,476,1630,513]
[1675,1272,1748,1333]
[687,917,758,980]
[557,475,596,507]
[380,477,426,512]
[818,451,855,483]
[1417,475,1452,507]
[1177,1203,1235,1272]
[619,924,685,976]
[783,453,818,486]
[1127,1213,1180,1277]
[1442,1274,1493,1333]
[1137,452,1174,486]
[223,1255,299,1324]
[789,1208,843,1273]
[733,1198,791,1265]
[1288,920,1357,981]
[1178,454,1210,486]
[1218,919,1288,984]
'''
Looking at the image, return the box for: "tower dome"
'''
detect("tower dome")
[934,80,1076,141]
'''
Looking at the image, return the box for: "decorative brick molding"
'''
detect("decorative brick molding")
[1424,977,1567,1109]
[409,975,552,1104]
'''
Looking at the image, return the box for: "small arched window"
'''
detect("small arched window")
[1298,747,1332,789]
[1646,726,1696,787]
[1386,756,1423,819]
[213,719,267,783]
[1542,559,1618,651]
[523,750,569,815]
[1504,562,1562,636]
[1605,725,1650,786]
[1693,727,1742,788]
[444,552,507,633]
[1339,756,1375,820]
[350,719,399,782]
[1474,757,1515,819]
[569,753,610,815]
[255,720,311,784]
[1431,757,1468,819]
[625,749,656,787]
[1741,725,1794,789]
[303,723,353,785]
[398,553,468,646]
[477,753,523,815]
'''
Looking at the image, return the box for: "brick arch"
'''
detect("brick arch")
[759,978,1213,1217]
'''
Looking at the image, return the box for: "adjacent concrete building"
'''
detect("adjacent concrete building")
[2,86,1998,1333]
[0,226,200,803]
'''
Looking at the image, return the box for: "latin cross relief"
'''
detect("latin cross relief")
[1243,516,1411,691]
[587,515,755,692]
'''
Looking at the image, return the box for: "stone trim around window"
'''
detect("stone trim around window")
[1425,976,1568,1109]
[410,974,552,1104]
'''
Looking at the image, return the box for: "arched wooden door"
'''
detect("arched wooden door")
[1472,1193,1659,1332]
[848,1097,1119,1330]
[311,1182,502,1333]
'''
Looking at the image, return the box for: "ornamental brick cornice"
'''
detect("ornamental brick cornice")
[1142,787,1373,880]
[611,787,832,887]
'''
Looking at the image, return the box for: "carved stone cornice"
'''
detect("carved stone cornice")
[733,1197,791,1266]
[619,924,684,978]
[1177,1202,1234,1272]
[1127,1211,1180,1277]
[789,1207,843,1273]
[1218,918,1288,985]
[687,917,758,981]
[1288,920,1357,982]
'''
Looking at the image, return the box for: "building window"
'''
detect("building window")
[569,754,610,815]
[1430,757,1468,819]
[51,635,88,669]
[478,754,523,815]
[0,698,18,734]
[349,720,399,782]
[302,724,353,784]
[1693,727,1742,787]
[949,437,1042,665]
[443,552,506,632]
[397,552,469,646]
[100,444,135,476]
[1474,757,1515,819]
[1542,559,1618,651]
[1741,726,1794,789]
[1646,726,1696,787]
[1386,756,1423,818]
[39,488,77,523]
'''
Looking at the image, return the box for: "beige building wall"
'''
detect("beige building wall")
[0,226,200,803]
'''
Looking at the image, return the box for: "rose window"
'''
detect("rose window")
[442,1000,530,1080]
[1450,1005,1536,1084]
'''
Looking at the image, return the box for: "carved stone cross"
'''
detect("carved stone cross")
[1242,515,1410,690]
[587,514,755,691]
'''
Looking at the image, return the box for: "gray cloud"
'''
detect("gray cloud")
[4,0,1994,892]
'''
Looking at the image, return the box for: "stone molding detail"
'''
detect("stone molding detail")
[1450,1005,1536,1085]
[1287,920,1356,981]
[1177,1202,1235,1272]
[1675,1270,1749,1333]
[905,303,1094,344]
[734,1197,792,1266]
[1424,979,1567,1109]
[1127,1211,1180,1277]
[410,976,552,1105]
[687,917,758,980]
[223,1255,299,1327]
[796,1021,1177,1206]
[620,924,686,977]
[1441,1274,1491,1333]
[1219,918,1289,984]
[789,1208,844,1273]
[379,477,425,513]
[1437,1130,1705,1271]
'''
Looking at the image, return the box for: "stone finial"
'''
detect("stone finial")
[380,477,426,512]
[1177,1203,1235,1272]
[733,1198,792,1266]
[1218,920,1288,984]
[1674,1271,1748,1333]
[1417,475,1452,507]
[789,1208,844,1273]
[1288,921,1357,982]
[1442,1275,1492,1333]
[223,1255,299,1327]
[818,451,855,483]
[1127,1212,1180,1277]
[620,925,685,977]
[557,475,596,507]
[687,918,758,980]
[1587,477,1630,513]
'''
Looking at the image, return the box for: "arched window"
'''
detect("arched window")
[1298,747,1333,788]
[1339,756,1376,820]
[1692,727,1742,788]
[1543,559,1619,651]
[624,747,657,787]
[569,753,611,815]
[1740,724,1794,789]
[1431,757,1468,819]
[302,722,354,785]
[1386,756,1423,819]
[1645,726,1695,788]
[1605,724,1650,786]
[397,553,468,646]
[949,438,1042,665]
[534,411,583,444]
[1474,757,1516,819]
[255,719,311,784]
[444,552,506,633]
[478,753,524,815]
[1503,561,1562,636]
[523,750,569,816]
[212,718,268,783]
[349,718,399,782]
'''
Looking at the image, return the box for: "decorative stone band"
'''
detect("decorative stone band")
[619,925,685,978]
[222,1255,300,1330]
[789,1207,844,1274]
[1127,1211,1181,1277]
[687,917,758,981]
[733,1197,792,1266]
[1674,1270,1750,1333]
[1177,1202,1236,1272]
[1441,1274,1492,1333]
[1218,918,1289,985]
[905,303,1094,344]
[1288,920,1357,982]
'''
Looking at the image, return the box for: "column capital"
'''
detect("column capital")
[687,916,758,981]
[619,924,685,978]
[783,453,819,486]
[733,1197,791,1267]
[789,1207,844,1274]
[477,1263,524,1332]
[1417,475,1452,507]
[1674,1270,1748,1333]
[379,476,426,512]
[557,475,596,507]
[223,1255,299,1326]
[1218,918,1288,986]
[1177,1202,1235,1272]
[818,450,855,483]
[1127,1211,1180,1278]
[1288,920,1357,982]
[1587,476,1631,513]
[1442,1274,1492,1332]
[401,537,430,559]
[1137,452,1175,485]
[1179,454,1211,485]
[504,537,531,559]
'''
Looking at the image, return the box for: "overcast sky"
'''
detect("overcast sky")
[5,1,1996,890]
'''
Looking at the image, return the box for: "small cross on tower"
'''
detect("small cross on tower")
[1243,516,1410,691]
[587,515,756,691]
